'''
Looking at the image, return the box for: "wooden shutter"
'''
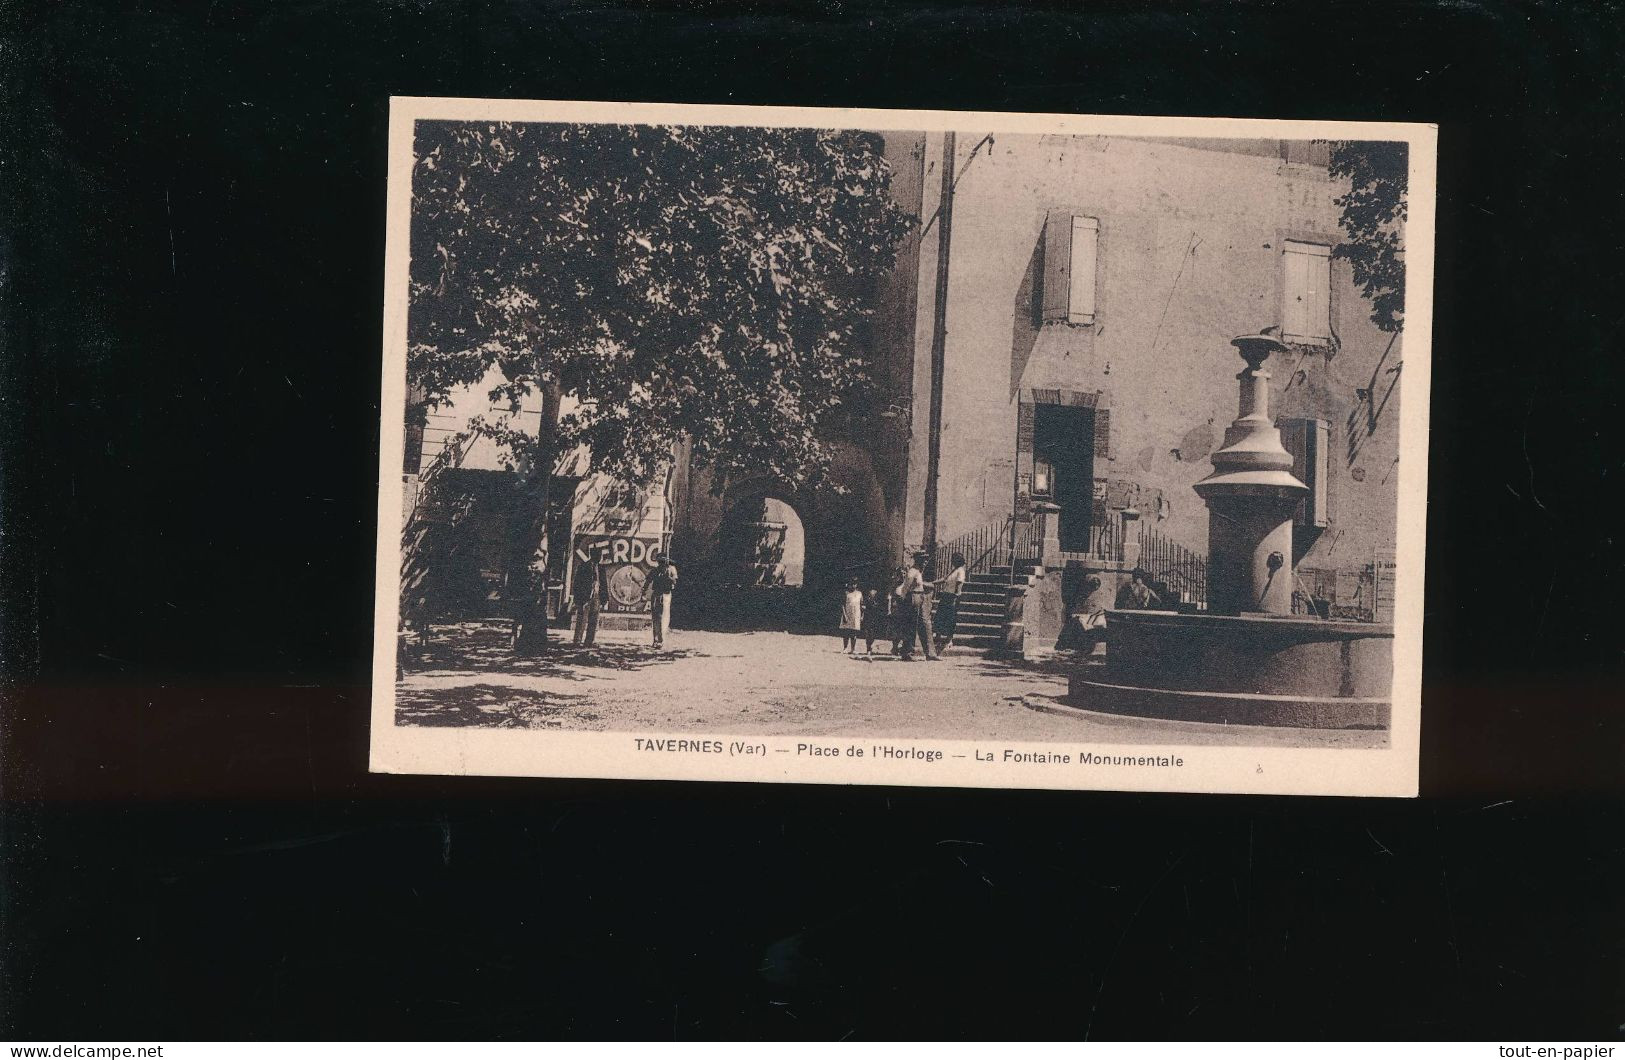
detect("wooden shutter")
[1283,417,1331,528]
[1068,217,1099,324]
[1092,406,1111,461]
[1041,212,1072,322]
[1307,417,1331,526]
[1283,241,1331,343]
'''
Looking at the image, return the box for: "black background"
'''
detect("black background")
[3,0,1623,1040]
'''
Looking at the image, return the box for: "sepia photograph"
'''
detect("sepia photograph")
[371,99,1434,795]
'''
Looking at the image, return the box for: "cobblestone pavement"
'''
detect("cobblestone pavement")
[394,620,1385,749]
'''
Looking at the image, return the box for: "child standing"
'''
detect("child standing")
[861,584,890,658]
[838,579,864,654]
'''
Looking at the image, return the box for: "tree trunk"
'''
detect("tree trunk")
[509,379,564,656]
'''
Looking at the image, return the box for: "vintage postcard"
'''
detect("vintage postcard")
[370,98,1434,796]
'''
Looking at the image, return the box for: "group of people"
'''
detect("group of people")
[568,550,679,649]
[837,550,968,661]
[1057,567,1170,654]
[560,546,1176,660]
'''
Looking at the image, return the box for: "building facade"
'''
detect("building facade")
[402,371,673,630]
[410,132,1405,631]
[673,132,1404,623]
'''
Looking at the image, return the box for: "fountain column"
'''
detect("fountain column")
[1193,333,1308,616]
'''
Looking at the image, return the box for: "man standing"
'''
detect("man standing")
[898,550,939,661]
[648,552,679,649]
[570,551,606,647]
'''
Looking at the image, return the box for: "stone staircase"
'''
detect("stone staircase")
[947,560,1040,653]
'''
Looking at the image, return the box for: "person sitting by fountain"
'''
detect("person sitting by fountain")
[1058,574,1110,654]
[1115,568,1164,611]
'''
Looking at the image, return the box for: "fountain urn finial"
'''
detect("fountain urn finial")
[1192,330,1309,616]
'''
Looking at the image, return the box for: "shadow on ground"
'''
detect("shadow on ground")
[964,652,1080,687]
[395,683,600,729]
[400,621,699,678]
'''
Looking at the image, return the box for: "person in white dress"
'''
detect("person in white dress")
[838,579,863,655]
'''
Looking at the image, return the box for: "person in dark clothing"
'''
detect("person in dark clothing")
[1115,568,1163,611]
[934,551,968,653]
[861,582,892,658]
[648,552,679,648]
[888,565,910,656]
[1058,574,1109,653]
[570,552,607,647]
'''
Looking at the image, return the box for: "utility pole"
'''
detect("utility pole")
[922,131,955,561]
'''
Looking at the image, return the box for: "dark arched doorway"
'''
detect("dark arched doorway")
[719,495,805,588]
[686,490,818,631]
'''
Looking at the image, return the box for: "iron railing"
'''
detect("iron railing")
[934,514,1026,579]
[1057,517,1121,564]
[1137,526,1209,611]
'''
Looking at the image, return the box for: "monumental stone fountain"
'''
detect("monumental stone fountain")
[1069,332,1394,729]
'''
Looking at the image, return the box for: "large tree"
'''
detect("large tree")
[1328,140,1408,333]
[406,120,913,650]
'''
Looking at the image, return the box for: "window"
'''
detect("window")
[1282,417,1331,529]
[1042,213,1099,324]
[1282,240,1331,345]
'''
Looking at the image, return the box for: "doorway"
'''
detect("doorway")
[720,495,805,588]
[1032,404,1096,552]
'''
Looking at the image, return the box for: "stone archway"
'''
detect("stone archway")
[717,493,806,589]
[677,480,822,631]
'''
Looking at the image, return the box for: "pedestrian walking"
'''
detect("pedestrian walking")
[838,578,863,655]
[648,552,679,648]
[933,551,968,653]
[570,551,606,647]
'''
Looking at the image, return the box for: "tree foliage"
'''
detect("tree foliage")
[1328,140,1408,333]
[408,120,914,490]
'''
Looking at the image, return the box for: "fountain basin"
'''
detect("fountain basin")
[1069,609,1393,729]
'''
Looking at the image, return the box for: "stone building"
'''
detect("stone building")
[671,132,1405,634]
[401,371,673,631]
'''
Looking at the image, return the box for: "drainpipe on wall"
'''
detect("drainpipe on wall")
[922,130,955,562]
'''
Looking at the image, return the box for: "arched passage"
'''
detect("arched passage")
[676,485,823,632]
[718,494,806,589]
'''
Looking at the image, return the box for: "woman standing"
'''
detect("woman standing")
[837,579,864,655]
[889,565,912,656]
[934,551,968,653]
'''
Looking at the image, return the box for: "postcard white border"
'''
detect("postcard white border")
[369,97,1436,798]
